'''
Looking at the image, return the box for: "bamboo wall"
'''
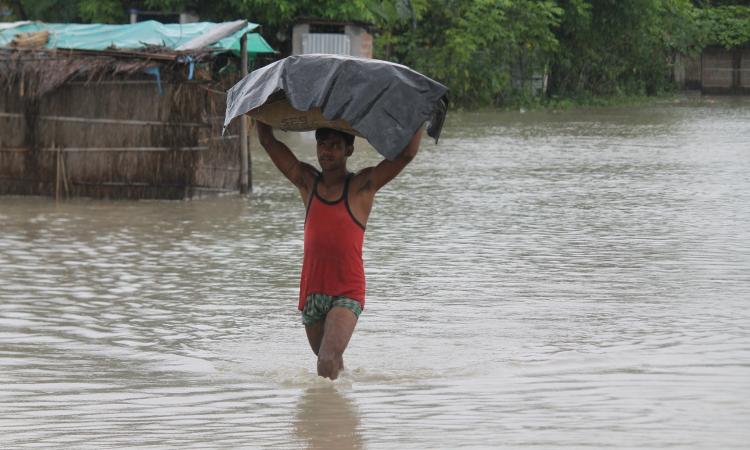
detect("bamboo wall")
[0,74,243,199]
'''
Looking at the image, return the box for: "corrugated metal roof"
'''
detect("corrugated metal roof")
[302,33,351,55]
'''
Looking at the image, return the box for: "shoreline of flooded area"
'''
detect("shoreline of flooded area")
[2,97,749,449]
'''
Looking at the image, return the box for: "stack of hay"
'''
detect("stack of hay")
[10,31,50,49]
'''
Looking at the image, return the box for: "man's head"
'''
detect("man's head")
[315,128,355,147]
[315,128,355,171]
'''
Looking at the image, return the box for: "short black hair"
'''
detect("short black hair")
[315,128,355,147]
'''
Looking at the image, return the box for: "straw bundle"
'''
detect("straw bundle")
[10,31,49,49]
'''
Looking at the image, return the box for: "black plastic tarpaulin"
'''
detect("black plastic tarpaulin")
[223,54,448,160]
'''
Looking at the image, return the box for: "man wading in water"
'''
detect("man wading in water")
[257,122,422,380]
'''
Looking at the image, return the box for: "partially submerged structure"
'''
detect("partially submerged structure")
[0,20,274,199]
[676,46,750,94]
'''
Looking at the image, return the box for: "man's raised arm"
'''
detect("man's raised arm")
[256,121,314,190]
[361,127,423,192]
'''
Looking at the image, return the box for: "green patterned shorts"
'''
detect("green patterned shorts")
[301,293,363,326]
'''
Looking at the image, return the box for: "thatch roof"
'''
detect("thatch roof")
[0,46,218,98]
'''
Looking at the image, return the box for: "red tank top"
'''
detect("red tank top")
[298,173,366,310]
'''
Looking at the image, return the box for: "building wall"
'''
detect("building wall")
[292,23,372,58]
[702,48,733,89]
[741,48,750,89]
[674,53,702,89]
[291,23,309,56]
[345,25,373,59]
[675,47,749,94]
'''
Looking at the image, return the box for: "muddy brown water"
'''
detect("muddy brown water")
[1,96,749,449]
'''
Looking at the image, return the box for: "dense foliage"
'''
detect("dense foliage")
[698,5,750,47]
[380,0,562,106]
[2,0,749,106]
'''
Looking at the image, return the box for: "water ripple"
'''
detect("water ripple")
[2,98,750,448]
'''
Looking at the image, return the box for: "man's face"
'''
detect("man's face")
[316,134,352,171]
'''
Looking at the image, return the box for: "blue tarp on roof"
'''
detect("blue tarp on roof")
[0,20,275,54]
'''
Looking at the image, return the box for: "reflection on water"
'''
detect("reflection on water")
[295,384,363,450]
[1,96,749,448]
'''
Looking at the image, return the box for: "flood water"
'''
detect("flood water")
[1,96,749,449]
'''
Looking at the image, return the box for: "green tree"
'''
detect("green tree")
[79,0,127,23]
[548,0,699,97]
[0,0,127,22]
[141,0,380,53]
[3,0,749,106]
[697,4,750,47]
[380,0,561,107]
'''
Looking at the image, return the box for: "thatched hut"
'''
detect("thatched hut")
[0,20,274,199]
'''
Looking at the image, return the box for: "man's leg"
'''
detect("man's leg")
[305,319,325,355]
[317,307,358,380]
[302,294,328,355]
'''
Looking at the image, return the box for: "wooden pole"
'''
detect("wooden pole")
[176,20,247,51]
[55,144,60,202]
[239,33,250,195]
[248,119,254,191]
[60,149,69,198]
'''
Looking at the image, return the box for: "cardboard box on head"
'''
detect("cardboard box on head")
[248,92,363,137]
[225,54,448,160]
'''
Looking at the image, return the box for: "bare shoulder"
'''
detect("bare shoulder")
[300,162,320,177]
[299,162,320,187]
[350,167,376,193]
[294,162,320,203]
[354,128,423,193]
